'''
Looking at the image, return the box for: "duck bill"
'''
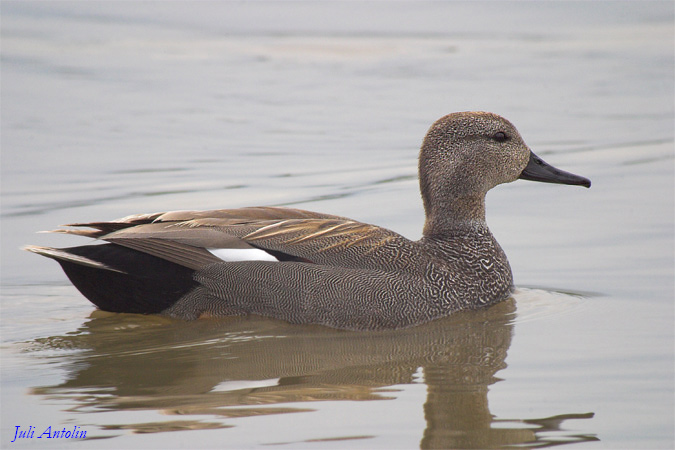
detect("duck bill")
[519,151,591,188]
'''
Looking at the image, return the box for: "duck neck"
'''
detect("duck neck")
[422,194,487,239]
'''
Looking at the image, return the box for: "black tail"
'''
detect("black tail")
[26,244,197,314]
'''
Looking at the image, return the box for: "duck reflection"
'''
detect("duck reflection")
[31,299,596,448]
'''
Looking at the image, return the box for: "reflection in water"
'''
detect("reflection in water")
[30,300,596,448]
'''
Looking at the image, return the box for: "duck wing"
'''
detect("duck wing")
[51,207,424,274]
[56,206,346,238]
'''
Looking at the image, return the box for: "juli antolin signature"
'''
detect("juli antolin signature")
[11,425,86,442]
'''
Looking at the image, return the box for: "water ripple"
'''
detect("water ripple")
[510,286,598,324]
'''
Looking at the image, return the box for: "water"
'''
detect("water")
[1,1,673,448]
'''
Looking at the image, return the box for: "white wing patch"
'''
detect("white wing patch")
[207,248,279,262]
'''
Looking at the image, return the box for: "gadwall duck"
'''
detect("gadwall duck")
[25,112,590,330]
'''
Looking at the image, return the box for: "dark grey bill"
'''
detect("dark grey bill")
[519,151,591,188]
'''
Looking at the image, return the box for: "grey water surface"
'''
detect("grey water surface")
[1,1,673,448]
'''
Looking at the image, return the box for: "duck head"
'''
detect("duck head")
[419,111,590,235]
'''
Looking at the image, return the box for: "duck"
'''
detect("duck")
[25,112,590,330]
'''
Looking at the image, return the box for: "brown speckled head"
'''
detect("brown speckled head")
[419,112,531,236]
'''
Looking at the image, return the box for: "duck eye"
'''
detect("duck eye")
[492,131,508,143]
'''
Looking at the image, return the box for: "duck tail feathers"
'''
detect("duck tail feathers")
[23,245,124,273]
[24,244,198,315]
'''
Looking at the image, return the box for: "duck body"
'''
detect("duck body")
[26,112,590,330]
